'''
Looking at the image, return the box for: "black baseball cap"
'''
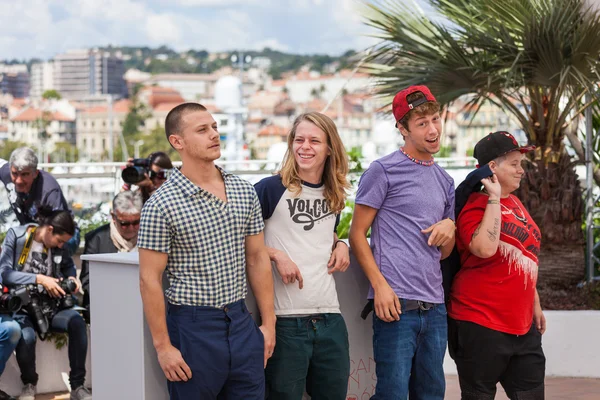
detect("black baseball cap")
[474,131,535,167]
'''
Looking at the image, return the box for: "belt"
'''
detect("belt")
[360,299,436,320]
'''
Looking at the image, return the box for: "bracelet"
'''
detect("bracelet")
[488,199,500,205]
[334,240,348,248]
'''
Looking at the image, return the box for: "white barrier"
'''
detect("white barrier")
[4,249,597,398]
[0,329,92,396]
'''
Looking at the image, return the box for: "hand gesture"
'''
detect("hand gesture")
[421,219,455,247]
[481,173,501,199]
[374,282,401,322]
[36,275,65,298]
[67,276,81,294]
[327,242,350,274]
[273,250,303,289]
[157,344,192,382]
[260,324,276,368]
[534,302,546,334]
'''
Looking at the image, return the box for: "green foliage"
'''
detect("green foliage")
[41,89,61,100]
[336,201,355,239]
[114,125,180,162]
[363,0,600,152]
[47,332,69,350]
[122,102,152,138]
[0,140,29,160]
[336,200,370,240]
[50,142,78,163]
[437,145,453,158]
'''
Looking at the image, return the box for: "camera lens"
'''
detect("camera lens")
[122,166,147,185]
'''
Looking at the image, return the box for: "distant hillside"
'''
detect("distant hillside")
[100,45,359,78]
[2,46,360,79]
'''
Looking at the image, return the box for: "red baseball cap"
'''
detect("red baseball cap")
[392,85,437,125]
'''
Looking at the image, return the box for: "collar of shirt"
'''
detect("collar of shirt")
[170,165,232,198]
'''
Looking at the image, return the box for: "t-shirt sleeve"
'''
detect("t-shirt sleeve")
[355,161,388,210]
[245,189,265,236]
[457,195,486,248]
[444,180,456,220]
[137,201,172,253]
[254,175,287,220]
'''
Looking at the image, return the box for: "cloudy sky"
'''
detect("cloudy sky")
[0,0,383,60]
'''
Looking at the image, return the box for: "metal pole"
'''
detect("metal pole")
[585,93,594,283]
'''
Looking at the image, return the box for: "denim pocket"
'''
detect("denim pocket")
[434,303,448,316]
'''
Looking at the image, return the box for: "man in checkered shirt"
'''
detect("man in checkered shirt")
[138,102,276,399]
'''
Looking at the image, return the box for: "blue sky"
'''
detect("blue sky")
[0,0,386,60]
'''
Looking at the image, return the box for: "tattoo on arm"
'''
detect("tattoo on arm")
[486,217,500,242]
[473,225,481,239]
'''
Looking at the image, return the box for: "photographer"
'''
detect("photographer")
[121,151,173,203]
[0,147,81,256]
[0,208,91,400]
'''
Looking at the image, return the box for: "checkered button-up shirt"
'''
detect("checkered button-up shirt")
[137,166,264,307]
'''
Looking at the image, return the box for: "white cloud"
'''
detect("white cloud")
[145,14,184,44]
[251,38,290,52]
[173,0,256,5]
[0,0,374,59]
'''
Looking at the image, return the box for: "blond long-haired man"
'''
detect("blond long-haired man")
[255,112,351,399]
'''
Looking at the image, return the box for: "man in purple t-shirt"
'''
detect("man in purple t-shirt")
[349,85,456,400]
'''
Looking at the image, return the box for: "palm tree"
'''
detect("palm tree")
[362,0,600,286]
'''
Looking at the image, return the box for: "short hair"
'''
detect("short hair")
[112,191,143,215]
[398,92,440,131]
[148,151,173,169]
[164,102,208,144]
[9,147,38,171]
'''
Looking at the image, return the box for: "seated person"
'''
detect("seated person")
[80,191,143,315]
[0,290,21,400]
[122,151,173,203]
[0,208,91,400]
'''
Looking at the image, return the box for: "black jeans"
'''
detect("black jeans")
[448,318,545,400]
[15,309,88,389]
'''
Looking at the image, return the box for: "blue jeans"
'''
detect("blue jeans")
[371,302,447,400]
[15,309,88,389]
[0,314,21,375]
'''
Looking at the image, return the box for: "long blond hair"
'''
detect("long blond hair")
[279,112,350,213]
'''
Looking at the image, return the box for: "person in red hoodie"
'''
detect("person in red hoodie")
[448,131,546,400]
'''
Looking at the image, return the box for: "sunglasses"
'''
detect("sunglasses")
[149,169,170,180]
[114,218,140,227]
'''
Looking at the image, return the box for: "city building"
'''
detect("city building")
[76,99,131,160]
[0,64,30,99]
[143,73,218,102]
[53,49,126,100]
[30,62,55,99]
[9,107,76,152]
[252,124,288,160]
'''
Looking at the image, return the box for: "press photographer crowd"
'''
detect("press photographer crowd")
[0,147,172,400]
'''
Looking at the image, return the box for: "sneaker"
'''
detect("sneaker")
[70,386,92,400]
[18,384,35,400]
[0,389,16,400]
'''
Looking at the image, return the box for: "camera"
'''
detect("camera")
[0,284,23,314]
[58,279,78,309]
[15,279,78,339]
[121,157,151,185]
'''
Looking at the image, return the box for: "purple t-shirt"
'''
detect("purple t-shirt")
[355,150,455,303]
